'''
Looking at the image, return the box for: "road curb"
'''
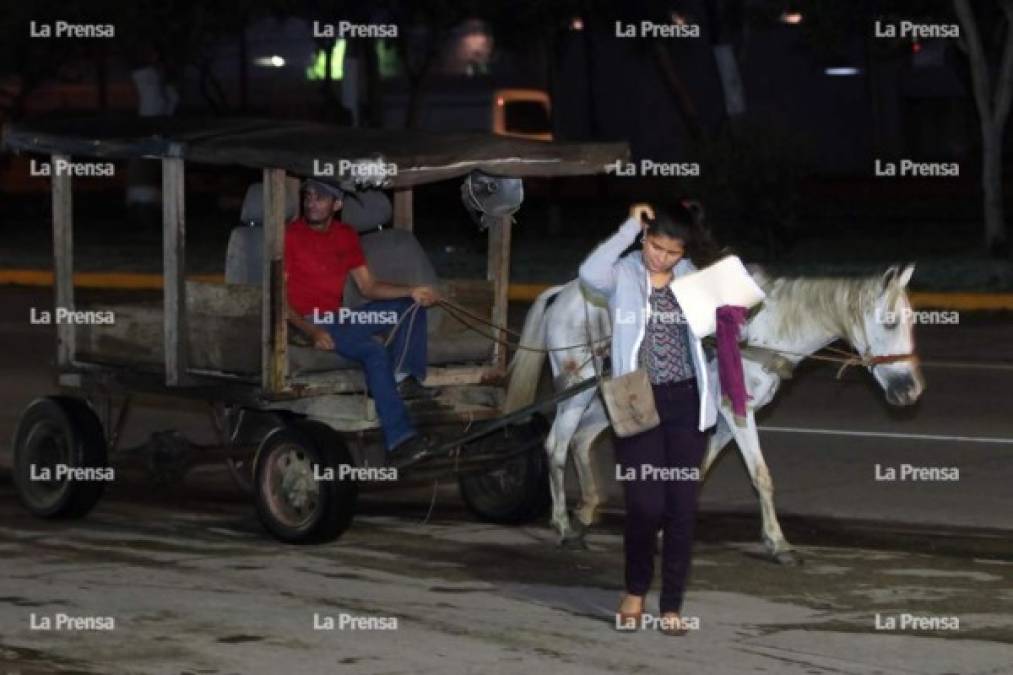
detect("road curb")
[2,269,1013,310]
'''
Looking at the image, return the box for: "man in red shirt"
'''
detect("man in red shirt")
[286,179,443,466]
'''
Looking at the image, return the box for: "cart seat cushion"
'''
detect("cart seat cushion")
[343,229,439,309]
[239,181,300,227]
[225,226,264,285]
[341,189,393,233]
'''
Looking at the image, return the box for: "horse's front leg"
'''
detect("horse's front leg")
[725,407,801,565]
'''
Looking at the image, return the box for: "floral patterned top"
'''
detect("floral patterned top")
[637,284,695,384]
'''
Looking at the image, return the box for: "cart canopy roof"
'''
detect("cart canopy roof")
[2,116,629,188]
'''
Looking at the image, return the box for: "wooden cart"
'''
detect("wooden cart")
[1,117,627,543]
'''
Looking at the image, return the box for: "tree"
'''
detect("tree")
[789,0,1013,256]
[953,0,1013,256]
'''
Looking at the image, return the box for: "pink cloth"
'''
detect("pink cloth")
[716,305,749,426]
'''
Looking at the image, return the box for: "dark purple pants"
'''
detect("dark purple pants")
[613,378,707,614]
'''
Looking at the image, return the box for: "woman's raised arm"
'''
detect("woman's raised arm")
[578,204,651,298]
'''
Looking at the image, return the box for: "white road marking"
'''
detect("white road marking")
[758,426,1013,445]
[920,360,1013,371]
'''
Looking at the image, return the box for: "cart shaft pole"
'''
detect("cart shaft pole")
[52,154,74,369]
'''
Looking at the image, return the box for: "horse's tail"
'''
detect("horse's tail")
[503,283,565,413]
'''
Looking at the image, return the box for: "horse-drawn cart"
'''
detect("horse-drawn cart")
[2,117,627,543]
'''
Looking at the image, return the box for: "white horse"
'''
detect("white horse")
[504,264,924,564]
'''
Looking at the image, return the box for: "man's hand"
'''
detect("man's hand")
[410,285,440,307]
[311,326,335,351]
[629,202,656,231]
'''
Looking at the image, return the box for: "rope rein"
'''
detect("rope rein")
[431,297,918,378]
[377,296,918,381]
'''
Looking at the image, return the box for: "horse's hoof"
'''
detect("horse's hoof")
[569,516,589,539]
[560,534,588,551]
[771,549,803,566]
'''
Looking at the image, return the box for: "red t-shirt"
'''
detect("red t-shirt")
[285,217,367,316]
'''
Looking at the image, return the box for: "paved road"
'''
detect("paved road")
[1,484,1011,675]
[1,287,1011,673]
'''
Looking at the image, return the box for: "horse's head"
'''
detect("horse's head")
[854,264,925,406]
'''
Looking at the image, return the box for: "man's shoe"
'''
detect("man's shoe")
[386,432,443,469]
[396,376,442,400]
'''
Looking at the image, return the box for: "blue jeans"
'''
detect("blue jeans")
[313,298,428,450]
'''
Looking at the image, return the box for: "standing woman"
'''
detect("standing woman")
[578,201,721,636]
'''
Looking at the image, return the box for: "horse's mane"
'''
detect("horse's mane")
[756,271,890,346]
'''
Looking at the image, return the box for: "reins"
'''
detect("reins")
[383,297,919,381]
[740,343,920,379]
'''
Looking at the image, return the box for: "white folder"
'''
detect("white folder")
[671,255,766,337]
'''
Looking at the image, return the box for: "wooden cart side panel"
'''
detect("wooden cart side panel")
[262,168,288,393]
[52,153,74,369]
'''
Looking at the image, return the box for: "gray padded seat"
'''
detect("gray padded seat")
[224,181,299,285]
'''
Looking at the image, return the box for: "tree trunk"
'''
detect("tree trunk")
[95,46,108,110]
[651,41,703,140]
[238,25,248,112]
[982,122,1007,253]
[954,0,1013,256]
[582,21,599,138]
[363,38,383,128]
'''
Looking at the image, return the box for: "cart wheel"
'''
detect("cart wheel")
[458,415,551,525]
[253,420,357,544]
[12,396,108,519]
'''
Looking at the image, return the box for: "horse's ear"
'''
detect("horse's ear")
[881,265,899,290]
[897,263,915,288]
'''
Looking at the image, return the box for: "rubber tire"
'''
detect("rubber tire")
[12,396,108,519]
[253,420,357,544]
[458,416,551,525]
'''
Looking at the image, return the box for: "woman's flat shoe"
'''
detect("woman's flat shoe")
[615,610,642,631]
[615,595,644,632]
[659,612,689,636]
